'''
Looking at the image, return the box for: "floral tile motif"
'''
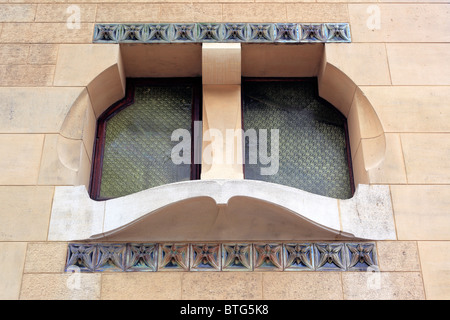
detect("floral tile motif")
[345,243,377,271]
[314,243,347,271]
[93,24,121,42]
[274,23,299,42]
[222,243,253,271]
[190,244,221,271]
[93,23,351,44]
[300,24,326,42]
[65,243,97,272]
[65,242,376,272]
[284,243,314,271]
[254,243,283,271]
[125,243,158,272]
[158,243,189,271]
[248,24,274,42]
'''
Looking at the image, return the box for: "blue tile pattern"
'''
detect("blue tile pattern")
[93,23,351,43]
[65,242,376,272]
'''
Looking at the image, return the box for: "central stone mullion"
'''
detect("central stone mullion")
[201,43,244,179]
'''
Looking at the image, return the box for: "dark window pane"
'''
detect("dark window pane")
[99,85,193,199]
[242,79,353,199]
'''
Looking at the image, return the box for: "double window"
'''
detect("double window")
[89,78,354,200]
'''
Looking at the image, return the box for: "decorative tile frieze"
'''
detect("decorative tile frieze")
[95,243,127,272]
[126,243,158,272]
[274,23,299,42]
[191,244,221,271]
[158,243,189,271]
[345,242,378,271]
[65,242,376,272]
[314,243,347,271]
[93,23,351,44]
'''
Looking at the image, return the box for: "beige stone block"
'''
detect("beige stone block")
[391,185,450,240]
[96,4,159,23]
[101,273,182,300]
[0,242,27,300]
[20,273,101,300]
[0,65,55,86]
[0,4,36,22]
[35,4,97,22]
[242,43,323,78]
[202,43,241,85]
[0,23,94,43]
[418,241,450,300]
[181,272,262,300]
[223,3,287,22]
[120,43,202,78]
[318,63,356,117]
[401,133,450,183]
[54,44,125,118]
[325,43,391,86]
[262,272,342,300]
[349,4,450,43]
[0,186,54,241]
[377,241,421,272]
[24,242,68,273]
[28,44,59,65]
[342,272,425,300]
[0,134,44,185]
[0,44,29,64]
[387,44,450,85]
[361,86,450,133]
[38,134,91,187]
[0,87,84,134]
[365,133,407,184]
[286,3,348,22]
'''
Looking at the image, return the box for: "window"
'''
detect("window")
[242,78,354,199]
[90,78,202,200]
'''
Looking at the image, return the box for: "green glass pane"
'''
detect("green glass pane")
[99,86,192,199]
[243,80,353,199]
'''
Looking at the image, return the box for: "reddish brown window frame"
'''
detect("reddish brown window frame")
[89,77,202,200]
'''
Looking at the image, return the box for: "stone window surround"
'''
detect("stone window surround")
[47,40,396,243]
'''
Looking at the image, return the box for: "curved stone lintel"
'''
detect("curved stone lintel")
[48,180,397,242]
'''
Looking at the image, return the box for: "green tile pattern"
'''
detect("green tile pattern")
[243,80,352,199]
[99,86,193,199]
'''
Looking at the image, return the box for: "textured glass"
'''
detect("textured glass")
[242,80,352,199]
[100,86,192,199]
